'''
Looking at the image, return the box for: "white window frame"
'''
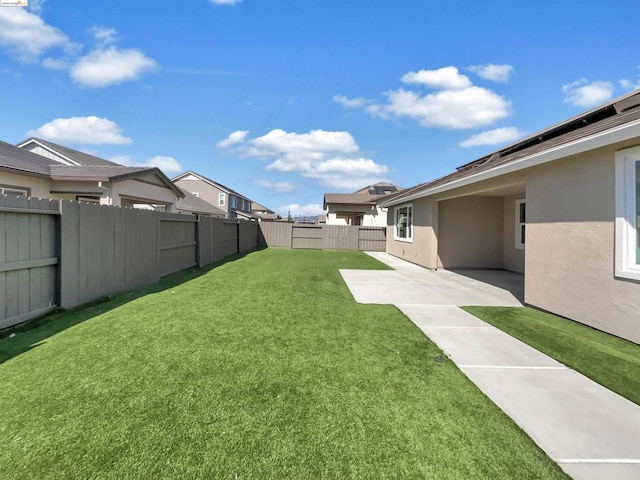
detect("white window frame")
[394,204,413,242]
[218,193,226,207]
[0,186,28,197]
[515,199,526,250]
[615,146,640,281]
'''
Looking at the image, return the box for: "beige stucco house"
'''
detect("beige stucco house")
[0,138,183,210]
[173,171,257,220]
[323,182,401,226]
[382,90,640,345]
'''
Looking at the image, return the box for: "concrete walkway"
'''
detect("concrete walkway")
[340,253,640,480]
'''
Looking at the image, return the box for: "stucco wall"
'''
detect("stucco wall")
[386,197,438,268]
[437,196,504,269]
[525,144,640,344]
[175,178,228,213]
[326,204,388,226]
[503,195,525,273]
[110,179,179,211]
[0,172,52,198]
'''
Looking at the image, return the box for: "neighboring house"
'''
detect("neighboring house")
[176,187,227,217]
[173,171,257,220]
[251,201,279,222]
[381,89,640,345]
[0,140,183,210]
[323,182,402,226]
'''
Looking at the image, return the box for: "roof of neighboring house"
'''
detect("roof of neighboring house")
[48,165,150,181]
[251,201,275,214]
[176,187,227,216]
[324,182,403,209]
[382,90,640,207]
[0,142,184,198]
[353,182,401,195]
[173,171,251,201]
[0,140,58,177]
[17,138,121,166]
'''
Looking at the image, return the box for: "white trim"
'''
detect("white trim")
[515,199,526,250]
[17,139,81,166]
[218,192,226,207]
[393,203,413,242]
[382,119,640,207]
[614,146,640,281]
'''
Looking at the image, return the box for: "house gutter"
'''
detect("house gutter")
[381,118,640,207]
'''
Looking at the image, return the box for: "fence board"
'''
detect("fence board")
[259,223,386,252]
[0,194,59,328]
[158,213,197,277]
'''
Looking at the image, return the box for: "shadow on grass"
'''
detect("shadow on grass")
[0,248,264,364]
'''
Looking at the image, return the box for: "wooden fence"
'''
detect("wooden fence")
[0,195,59,329]
[0,196,259,329]
[259,222,386,251]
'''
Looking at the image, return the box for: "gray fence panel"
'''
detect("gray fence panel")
[222,221,239,257]
[259,222,293,247]
[0,194,59,329]
[61,202,160,309]
[291,225,323,249]
[258,222,386,252]
[159,213,198,277]
[239,221,258,253]
[324,224,358,250]
[357,227,386,251]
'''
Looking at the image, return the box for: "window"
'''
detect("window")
[515,199,526,249]
[615,146,640,280]
[0,186,28,197]
[394,204,413,241]
[231,196,237,208]
[218,193,226,206]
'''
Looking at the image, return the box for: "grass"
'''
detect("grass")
[464,306,640,406]
[0,249,567,479]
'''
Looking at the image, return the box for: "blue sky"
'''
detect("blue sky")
[1,0,638,216]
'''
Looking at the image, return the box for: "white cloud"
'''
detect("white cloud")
[333,94,371,108]
[218,128,389,189]
[249,129,359,158]
[27,116,132,145]
[562,79,614,108]
[401,66,472,90]
[114,155,183,174]
[459,127,524,148]
[70,46,157,87]
[143,156,183,174]
[467,64,513,83]
[90,26,118,46]
[41,57,68,70]
[216,130,249,148]
[620,79,640,91]
[209,0,241,4]
[274,204,325,218]
[255,179,296,193]
[369,86,511,129]
[0,7,74,61]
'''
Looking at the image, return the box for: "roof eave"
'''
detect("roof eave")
[381,118,640,207]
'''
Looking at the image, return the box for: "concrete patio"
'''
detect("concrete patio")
[340,252,640,480]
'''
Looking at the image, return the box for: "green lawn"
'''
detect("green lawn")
[464,306,640,406]
[0,249,567,479]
